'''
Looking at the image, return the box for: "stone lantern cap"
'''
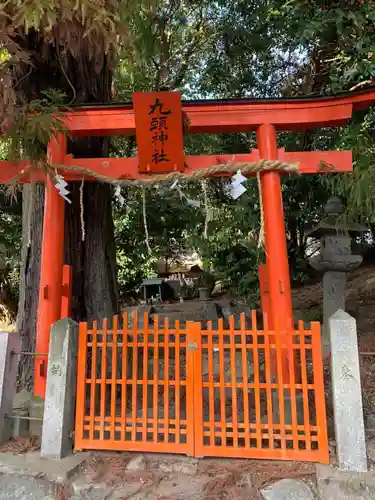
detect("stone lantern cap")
[306,196,367,238]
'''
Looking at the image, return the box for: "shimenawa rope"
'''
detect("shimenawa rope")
[6,159,300,255]
[5,159,299,187]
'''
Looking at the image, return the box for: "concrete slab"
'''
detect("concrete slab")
[260,478,316,500]
[316,464,375,500]
[0,476,55,500]
[0,451,89,483]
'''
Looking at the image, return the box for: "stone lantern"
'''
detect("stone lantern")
[307,196,367,357]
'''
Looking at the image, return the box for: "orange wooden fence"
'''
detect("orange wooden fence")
[74,312,329,463]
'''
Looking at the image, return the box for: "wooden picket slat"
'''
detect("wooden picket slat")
[121,312,128,441]
[193,313,329,462]
[89,320,98,442]
[207,320,215,447]
[142,312,148,442]
[263,326,275,449]
[110,315,118,442]
[229,315,239,448]
[74,322,88,449]
[75,311,192,454]
[299,320,311,452]
[240,313,250,449]
[153,315,159,444]
[163,317,169,444]
[252,310,262,449]
[75,310,329,463]
[99,318,108,441]
[175,320,181,445]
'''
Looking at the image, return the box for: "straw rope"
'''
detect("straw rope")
[5,159,300,253]
[5,159,299,187]
[60,159,300,185]
[257,171,265,248]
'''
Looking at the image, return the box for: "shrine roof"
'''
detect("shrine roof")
[61,86,375,135]
[69,85,375,111]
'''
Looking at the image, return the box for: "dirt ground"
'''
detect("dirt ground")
[2,265,375,498]
[0,439,318,499]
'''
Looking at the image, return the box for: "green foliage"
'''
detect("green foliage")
[272,1,375,93]
[0,185,21,316]
[327,108,375,222]
[113,182,205,297]
[114,0,218,96]
[5,90,67,163]
[0,138,21,313]
[3,0,375,308]
[266,1,375,223]
[185,175,264,299]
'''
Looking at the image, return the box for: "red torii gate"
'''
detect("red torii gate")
[1,88,375,398]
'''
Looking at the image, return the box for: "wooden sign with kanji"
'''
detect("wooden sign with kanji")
[133,91,185,173]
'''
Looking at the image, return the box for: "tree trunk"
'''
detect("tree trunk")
[65,182,119,323]
[65,136,119,323]
[17,183,118,391]
[16,184,44,391]
[15,38,118,389]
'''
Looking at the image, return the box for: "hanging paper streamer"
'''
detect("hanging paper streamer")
[114,185,126,207]
[54,174,71,204]
[170,180,184,200]
[228,170,247,199]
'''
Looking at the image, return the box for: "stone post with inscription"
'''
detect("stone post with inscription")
[308,196,366,357]
[41,318,78,459]
[329,310,367,471]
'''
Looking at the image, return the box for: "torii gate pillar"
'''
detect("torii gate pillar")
[34,135,66,397]
[257,124,293,330]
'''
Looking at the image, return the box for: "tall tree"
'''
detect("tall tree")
[0,0,221,389]
[0,1,145,389]
[262,1,375,217]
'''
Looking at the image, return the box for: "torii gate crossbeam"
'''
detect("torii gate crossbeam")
[2,87,375,397]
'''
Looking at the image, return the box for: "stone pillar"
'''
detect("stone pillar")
[329,310,367,472]
[41,318,78,459]
[323,271,346,323]
[0,332,20,444]
[308,197,366,357]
